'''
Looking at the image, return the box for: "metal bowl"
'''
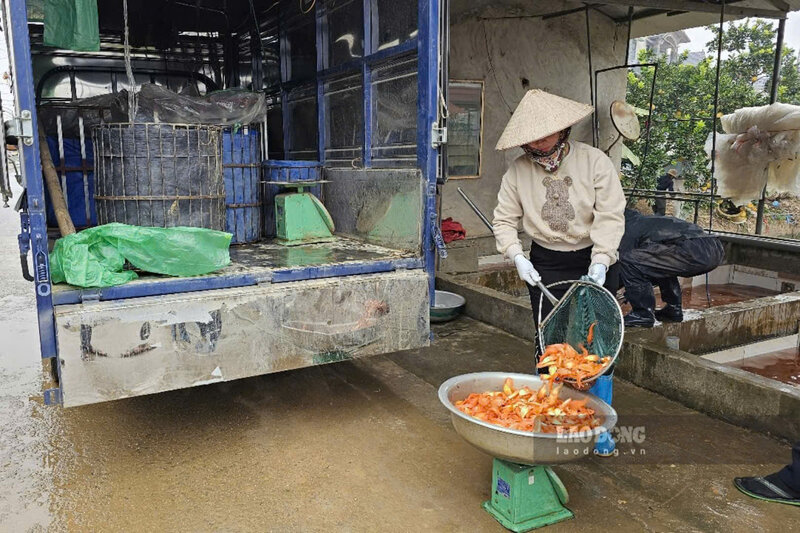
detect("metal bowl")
[430,290,466,323]
[438,372,617,465]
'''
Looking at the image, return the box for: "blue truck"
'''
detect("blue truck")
[4,0,446,406]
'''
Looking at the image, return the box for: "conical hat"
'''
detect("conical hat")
[496,90,594,150]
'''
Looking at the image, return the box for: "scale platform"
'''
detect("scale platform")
[438,372,618,531]
[484,460,572,531]
[266,180,335,246]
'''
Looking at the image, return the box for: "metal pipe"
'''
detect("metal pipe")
[624,6,634,66]
[586,7,596,147]
[595,62,658,204]
[708,0,725,231]
[715,231,800,252]
[625,193,706,201]
[624,187,715,199]
[755,17,786,234]
[439,0,450,185]
[457,187,493,231]
[769,18,786,105]
[541,6,588,20]
[624,62,658,207]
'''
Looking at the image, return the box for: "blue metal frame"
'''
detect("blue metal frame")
[271,257,422,282]
[50,257,423,305]
[316,1,326,162]
[51,274,263,306]
[277,0,425,169]
[362,0,375,167]
[9,0,58,360]
[417,0,440,301]
[277,0,438,301]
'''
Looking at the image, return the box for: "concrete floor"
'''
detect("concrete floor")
[2,202,799,532]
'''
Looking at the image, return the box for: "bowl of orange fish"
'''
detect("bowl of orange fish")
[439,372,617,465]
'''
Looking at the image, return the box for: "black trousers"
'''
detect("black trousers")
[526,242,620,327]
[779,441,800,492]
[653,196,667,216]
[620,237,724,316]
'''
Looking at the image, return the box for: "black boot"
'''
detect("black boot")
[656,278,683,322]
[624,310,655,328]
[655,304,683,322]
[623,280,656,328]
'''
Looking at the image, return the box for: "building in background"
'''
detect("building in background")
[628,30,691,64]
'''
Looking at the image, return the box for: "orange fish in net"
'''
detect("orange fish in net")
[537,322,611,388]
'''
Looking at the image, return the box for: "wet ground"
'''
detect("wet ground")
[2,203,799,531]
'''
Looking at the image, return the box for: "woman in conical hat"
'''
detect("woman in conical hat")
[492,89,626,323]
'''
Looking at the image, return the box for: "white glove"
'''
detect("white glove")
[513,254,541,286]
[587,263,608,286]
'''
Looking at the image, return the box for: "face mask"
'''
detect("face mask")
[522,128,571,172]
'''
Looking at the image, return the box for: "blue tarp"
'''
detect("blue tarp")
[44,136,97,228]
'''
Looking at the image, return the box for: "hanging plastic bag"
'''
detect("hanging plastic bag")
[111,84,267,126]
[50,223,232,288]
[43,0,100,52]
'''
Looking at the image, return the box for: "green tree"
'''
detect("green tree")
[624,20,800,191]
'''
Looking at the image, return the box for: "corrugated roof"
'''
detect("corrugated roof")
[452,1,800,37]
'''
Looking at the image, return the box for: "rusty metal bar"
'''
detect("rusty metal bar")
[755,17,786,235]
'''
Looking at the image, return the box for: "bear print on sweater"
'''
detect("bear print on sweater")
[541,176,575,233]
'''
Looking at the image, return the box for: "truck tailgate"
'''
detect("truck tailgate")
[53,270,430,407]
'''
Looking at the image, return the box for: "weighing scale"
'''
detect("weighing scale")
[439,372,618,531]
[270,180,335,245]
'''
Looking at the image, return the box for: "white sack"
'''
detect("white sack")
[707,103,800,203]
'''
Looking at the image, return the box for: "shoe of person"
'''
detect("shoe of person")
[717,199,747,223]
[624,311,655,328]
[654,304,683,322]
[734,473,800,506]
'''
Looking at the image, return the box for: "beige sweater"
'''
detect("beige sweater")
[492,141,625,267]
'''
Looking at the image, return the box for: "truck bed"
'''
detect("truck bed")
[51,236,420,305]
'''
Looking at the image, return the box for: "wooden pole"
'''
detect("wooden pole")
[37,120,76,236]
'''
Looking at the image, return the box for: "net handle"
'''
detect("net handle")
[536,279,560,306]
[536,279,585,333]
[536,279,580,355]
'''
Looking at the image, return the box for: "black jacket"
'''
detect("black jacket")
[620,209,707,254]
[656,173,675,192]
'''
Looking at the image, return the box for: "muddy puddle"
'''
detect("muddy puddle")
[620,283,778,314]
[728,347,800,387]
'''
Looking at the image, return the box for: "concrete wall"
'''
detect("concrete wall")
[442,10,628,240]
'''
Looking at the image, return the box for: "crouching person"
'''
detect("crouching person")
[620,209,724,328]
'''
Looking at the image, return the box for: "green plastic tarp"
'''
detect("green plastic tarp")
[43,0,100,52]
[50,223,232,288]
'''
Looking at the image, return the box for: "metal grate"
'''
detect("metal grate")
[93,123,224,230]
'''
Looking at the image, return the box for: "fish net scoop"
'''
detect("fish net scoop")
[537,279,624,387]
